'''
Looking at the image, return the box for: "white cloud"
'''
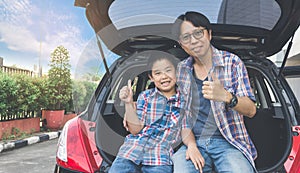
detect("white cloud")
[0,0,90,73]
[0,0,38,52]
[0,22,40,52]
[0,0,33,25]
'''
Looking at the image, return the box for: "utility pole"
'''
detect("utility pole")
[39,39,42,77]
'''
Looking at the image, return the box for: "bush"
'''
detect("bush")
[0,46,99,119]
[0,73,18,120]
[32,76,49,114]
[13,74,40,117]
[0,73,46,120]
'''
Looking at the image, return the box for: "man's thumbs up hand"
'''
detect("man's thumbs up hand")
[202,73,227,102]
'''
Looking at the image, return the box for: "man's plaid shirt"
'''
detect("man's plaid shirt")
[176,46,257,167]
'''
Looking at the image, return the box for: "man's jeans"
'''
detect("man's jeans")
[109,157,173,173]
[172,137,255,173]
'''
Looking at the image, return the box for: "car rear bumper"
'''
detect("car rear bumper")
[54,164,82,173]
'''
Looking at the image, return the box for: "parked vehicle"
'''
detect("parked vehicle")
[55,0,300,172]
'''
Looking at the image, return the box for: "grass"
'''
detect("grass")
[1,127,52,142]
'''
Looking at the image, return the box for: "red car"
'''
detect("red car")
[55,0,300,172]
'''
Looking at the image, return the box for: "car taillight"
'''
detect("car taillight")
[57,119,70,162]
[56,117,102,172]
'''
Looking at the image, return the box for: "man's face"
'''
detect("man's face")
[179,21,212,59]
[149,59,176,96]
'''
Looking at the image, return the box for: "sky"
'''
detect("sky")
[0,0,95,75]
[0,0,299,76]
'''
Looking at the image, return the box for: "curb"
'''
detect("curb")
[0,131,61,153]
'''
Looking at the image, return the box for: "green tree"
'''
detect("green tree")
[47,45,72,110]
[0,73,18,120]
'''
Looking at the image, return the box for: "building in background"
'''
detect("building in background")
[0,57,41,77]
[286,53,300,66]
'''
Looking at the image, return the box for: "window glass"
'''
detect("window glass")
[108,74,147,106]
[249,75,262,109]
[74,35,120,111]
[264,78,277,104]
[107,77,123,103]
[248,68,279,109]
[74,36,120,83]
[286,77,300,104]
[109,0,280,30]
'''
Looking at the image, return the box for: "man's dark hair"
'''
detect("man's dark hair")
[172,11,212,40]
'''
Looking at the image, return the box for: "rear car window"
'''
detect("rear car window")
[109,0,280,30]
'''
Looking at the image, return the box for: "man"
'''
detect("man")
[172,11,257,173]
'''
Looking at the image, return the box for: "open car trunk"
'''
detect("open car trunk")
[94,53,293,172]
[74,0,300,172]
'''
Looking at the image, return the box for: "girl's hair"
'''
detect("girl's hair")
[172,11,212,40]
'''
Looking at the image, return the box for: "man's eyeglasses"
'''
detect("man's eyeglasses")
[179,28,206,44]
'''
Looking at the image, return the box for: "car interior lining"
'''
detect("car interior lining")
[96,68,151,164]
[245,67,289,171]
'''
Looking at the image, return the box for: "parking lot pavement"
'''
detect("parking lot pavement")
[0,131,61,153]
